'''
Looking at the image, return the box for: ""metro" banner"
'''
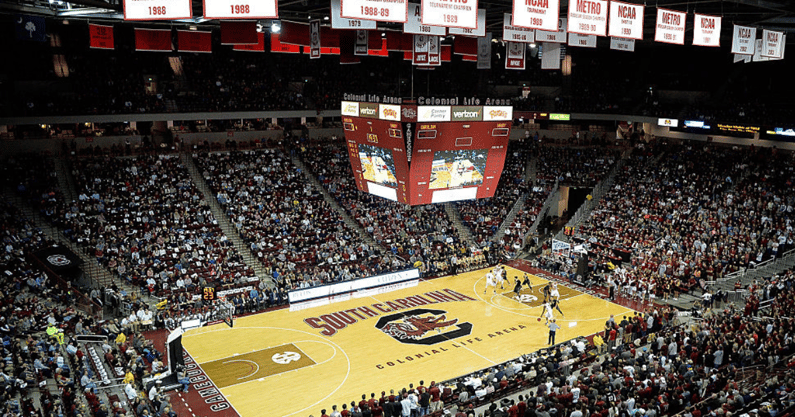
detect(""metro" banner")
[608,1,643,40]
[567,0,607,37]
[654,8,686,45]
[512,0,559,32]
[341,0,408,23]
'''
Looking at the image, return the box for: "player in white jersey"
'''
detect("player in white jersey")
[540,302,554,324]
[495,266,505,289]
[484,271,497,295]
[550,282,560,300]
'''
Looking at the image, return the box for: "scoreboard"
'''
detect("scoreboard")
[341,100,513,205]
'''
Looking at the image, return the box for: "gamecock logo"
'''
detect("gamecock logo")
[47,254,71,267]
[375,308,473,345]
[402,107,417,120]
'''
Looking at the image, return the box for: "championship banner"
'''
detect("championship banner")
[342,0,408,23]
[477,32,492,69]
[220,20,258,44]
[505,41,526,69]
[503,13,535,43]
[761,29,785,58]
[567,0,607,36]
[428,35,442,66]
[134,28,172,52]
[303,46,341,54]
[730,24,756,55]
[340,31,361,63]
[568,32,596,48]
[693,13,721,47]
[540,41,561,69]
[536,18,567,42]
[449,9,486,37]
[608,0,643,40]
[454,35,478,54]
[752,39,769,62]
[270,33,301,53]
[354,30,369,55]
[310,20,321,58]
[177,30,212,53]
[654,8,686,45]
[203,0,277,19]
[512,0,559,32]
[405,3,446,35]
[234,32,266,51]
[421,0,478,29]
[89,24,115,50]
[368,37,389,56]
[610,37,635,51]
[441,44,452,61]
[123,0,192,20]
[413,34,430,65]
[331,0,377,29]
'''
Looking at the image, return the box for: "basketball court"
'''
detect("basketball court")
[180,265,636,417]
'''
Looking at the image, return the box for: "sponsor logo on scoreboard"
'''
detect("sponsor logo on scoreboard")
[341,101,359,116]
[417,106,451,122]
[379,104,401,121]
[451,106,483,122]
[359,103,379,118]
[402,106,418,122]
[483,106,513,121]
[657,118,679,127]
[375,308,473,345]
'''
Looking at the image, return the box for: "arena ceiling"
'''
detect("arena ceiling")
[1,0,794,41]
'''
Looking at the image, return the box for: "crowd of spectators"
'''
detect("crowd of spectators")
[536,146,620,188]
[49,155,255,301]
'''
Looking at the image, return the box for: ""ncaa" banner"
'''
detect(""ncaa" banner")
[693,13,721,47]
[512,0,559,32]
[731,25,756,55]
[761,29,785,58]
[608,0,643,40]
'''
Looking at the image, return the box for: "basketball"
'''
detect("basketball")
[537,318,541,322]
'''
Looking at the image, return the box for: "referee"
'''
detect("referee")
[547,319,560,345]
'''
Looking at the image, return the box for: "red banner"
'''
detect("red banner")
[134,28,172,52]
[368,37,389,56]
[89,24,114,50]
[234,32,266,51]
[441,44,451,62]
[220,21,258,44]
[385,32,413,51]
[279,21,310,46]
[340,31,360,64]
[302,46,341,54]
[462,54,477,61]
[454,36,477,55]
[270,33,301,53]
[177,30,212,53]
[505,41,526,69]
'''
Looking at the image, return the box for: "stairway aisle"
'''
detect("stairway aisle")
[444,203,475,246]
[180,153,272,287]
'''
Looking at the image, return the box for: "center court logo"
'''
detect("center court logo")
[375,308,473,345]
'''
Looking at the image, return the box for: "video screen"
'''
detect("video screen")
[428,149,489,190]
[358,144,398,188]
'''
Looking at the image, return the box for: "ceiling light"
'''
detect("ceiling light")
[271,21,281,33]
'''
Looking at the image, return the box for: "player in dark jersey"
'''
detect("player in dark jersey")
[542,283,552,303]
[550,298,565,317]
[512,277,523,300]
[521,273,533,292]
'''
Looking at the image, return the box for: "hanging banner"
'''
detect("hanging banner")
[512,0,559,32]
[405,3,447,35]
[428,35,442,65]
[541,41,561,69]
[692,13,721,47]
[503,13,536,43]
[567,0,607,36]
[234,32,266,51]
[177,30,212,53]
[761,29,785,58]
[203,0,277,19]
[733,53,751,63]
[309,20,321,58]
[413,34,430,65]
[123,0,192,20]
[340,31,361,63]
[354,30,369,55]
[368,37,389,56]
[331,0,377,29]
[568,32,596,48]
[505,41,526,69]
[608,0,643,40]
[449,9,486,37]
[15,15,46,42]
[220,21,258,44]
[730,24,756,55]
[270,33,301,53]
[134,28,172,52]
[341,0,408,23]
[89,24,115,50]
[610,37,635,51]
[536,17,566,42]
[654,8,686,45]
[477,32,492,69]
[421,0,478,29]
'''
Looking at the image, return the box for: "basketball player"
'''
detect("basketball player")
[550,298,565,318]
[495,266,505,290]
[512,277,523,300]
[541,283,552,303]
[484,270,497,295]
[540,301,554,324]
[521,273,533,292]
[550,282,560,301]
